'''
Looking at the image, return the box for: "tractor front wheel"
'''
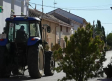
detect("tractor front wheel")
[44,51,55,76]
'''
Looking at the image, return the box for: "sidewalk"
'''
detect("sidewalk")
[89,78,112,81]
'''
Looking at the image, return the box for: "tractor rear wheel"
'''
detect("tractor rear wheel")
[0,46,11,78]
[28,45,44,78]
[44,51,55,76]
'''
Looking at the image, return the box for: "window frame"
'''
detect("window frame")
[66,27,68,32]
[60,26,62,31]
[7,21,29,42]
[14,21,29,39]
[6,20,41,42]
[7,21,15,42]
[29,21,41,38]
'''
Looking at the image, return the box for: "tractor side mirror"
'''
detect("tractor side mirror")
[47,26,51,33]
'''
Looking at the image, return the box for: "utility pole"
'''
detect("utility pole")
[54,0,57,13]
[42,0,43,19]
[35,4,36,10]
[42,0,45,49]
[93,21,95,38]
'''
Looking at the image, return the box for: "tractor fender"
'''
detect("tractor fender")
[27,37,42,46]
[0,39,8,46]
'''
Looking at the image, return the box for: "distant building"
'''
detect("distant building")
[0,0,29,33]
[29,9,73,50]
[47,8,88,33]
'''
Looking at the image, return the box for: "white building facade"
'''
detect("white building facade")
[48,8,88,34]
[0,0,29,33]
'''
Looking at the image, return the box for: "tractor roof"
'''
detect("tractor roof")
[5,17,40,21]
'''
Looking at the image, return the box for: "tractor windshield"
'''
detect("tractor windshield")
[8,21,41,42]
[8,21,29,42]
[30,22,41,37]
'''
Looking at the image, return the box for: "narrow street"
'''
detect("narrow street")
[0,50,112,81]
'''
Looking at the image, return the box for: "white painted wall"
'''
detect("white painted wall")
[0,0,11,33]
[48,9,84,34]
[70,22,80,30]
[0,0,29,33]
[73,24,79,30]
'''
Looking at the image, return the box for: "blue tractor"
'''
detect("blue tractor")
[0,15,55,78]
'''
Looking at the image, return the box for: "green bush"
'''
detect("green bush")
[45,44,49,51]
[51,44,62,61]
[54,23,106,81]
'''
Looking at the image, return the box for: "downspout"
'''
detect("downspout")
[55,24,56,44]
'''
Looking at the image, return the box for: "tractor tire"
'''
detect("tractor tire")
[0,46,11,78]
[44,51,55,76]
[28,45,44,78]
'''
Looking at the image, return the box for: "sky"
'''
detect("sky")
[29,0,112,35]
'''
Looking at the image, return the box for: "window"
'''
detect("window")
[21,1,24,15]
[8,21,29,42]
[15,21,29,39]
[8,22,14,42]
[0,0,3,6]
[30,22,41,37]
[66,27,68,32]
[60,26,62,31]
[36,23,41,38]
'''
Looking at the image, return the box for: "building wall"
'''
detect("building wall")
[56,25,71,48]
[42,19,72,50]
[0,0,11,33]
[14,0,21,15]
[42,19,56,51]
[48,9,84,34]
[0,0,29,33]
[73,24,80,30]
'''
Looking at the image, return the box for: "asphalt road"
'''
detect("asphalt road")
[0,50,112,81]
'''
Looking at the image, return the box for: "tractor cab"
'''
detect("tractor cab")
[4,15,42,45]
[0,15,54,78]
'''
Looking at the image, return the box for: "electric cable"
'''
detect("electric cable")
[29,2,111,11]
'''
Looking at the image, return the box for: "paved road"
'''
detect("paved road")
[0,50,112,81]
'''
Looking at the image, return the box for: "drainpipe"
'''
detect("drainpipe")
[55,24,56,45]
